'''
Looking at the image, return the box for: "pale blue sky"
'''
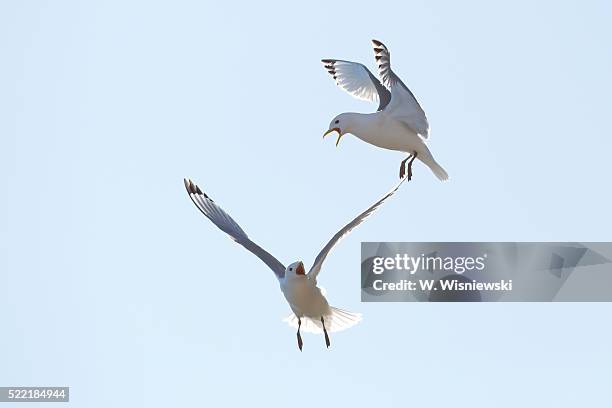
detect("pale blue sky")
[1,1,611,407]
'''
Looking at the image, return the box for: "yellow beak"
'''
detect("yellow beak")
[323,128,343,147]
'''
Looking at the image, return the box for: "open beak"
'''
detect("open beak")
[323,128,343,147]
[296,262,305,276]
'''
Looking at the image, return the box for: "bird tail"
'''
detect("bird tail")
[420,155,449,181]
[283,307,362,334]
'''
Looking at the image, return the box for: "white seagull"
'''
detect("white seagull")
[322,39,448,181]
[184,177,404,350]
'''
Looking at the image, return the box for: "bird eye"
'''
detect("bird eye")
[289,268,293,271]
[334,120,339,124]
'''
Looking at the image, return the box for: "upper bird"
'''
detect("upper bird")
[322,39,448,181]
[184,177,404,350]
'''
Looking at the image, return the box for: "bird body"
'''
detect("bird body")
[322,40,449,181]
[280,270,361,335]
[336,111,448,181]
[280,269,330,319]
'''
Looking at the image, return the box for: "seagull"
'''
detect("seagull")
[184,177,405,350]
[322,39,448,182]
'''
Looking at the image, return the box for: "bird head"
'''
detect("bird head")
[323,114,349,146]
[286,261,306,277]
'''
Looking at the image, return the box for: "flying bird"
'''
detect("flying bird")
[184,177,405,350]
[322,39,448,181]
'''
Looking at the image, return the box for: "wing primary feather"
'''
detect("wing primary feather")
[320,59,391,111]
[370,39,430,138]
[183,178,286,279]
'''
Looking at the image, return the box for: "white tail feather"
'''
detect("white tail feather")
[283,307,362,334]
[420,155,449,181]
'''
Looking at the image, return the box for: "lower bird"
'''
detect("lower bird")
[322,39,448,182]
[184,177,404,350]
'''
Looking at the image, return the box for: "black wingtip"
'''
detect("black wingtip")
[371,39,384,47]
[184,178,213,201]
[184,178,197,194]
[184,178,192,193]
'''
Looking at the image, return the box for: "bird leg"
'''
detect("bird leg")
[320,317,331,348]
[297,318,303,351]
[399,154,413,179]
[406,152,418,181]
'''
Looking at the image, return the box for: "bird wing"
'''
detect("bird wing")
[321,59,391,111]
[184,178,286,279]
[372,39,430,138]
[307,177,406,283]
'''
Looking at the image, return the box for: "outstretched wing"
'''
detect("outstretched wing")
[184,178,286,279]
[372,39,430,138]
[321,59,391,111]
[307,178,406,283]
